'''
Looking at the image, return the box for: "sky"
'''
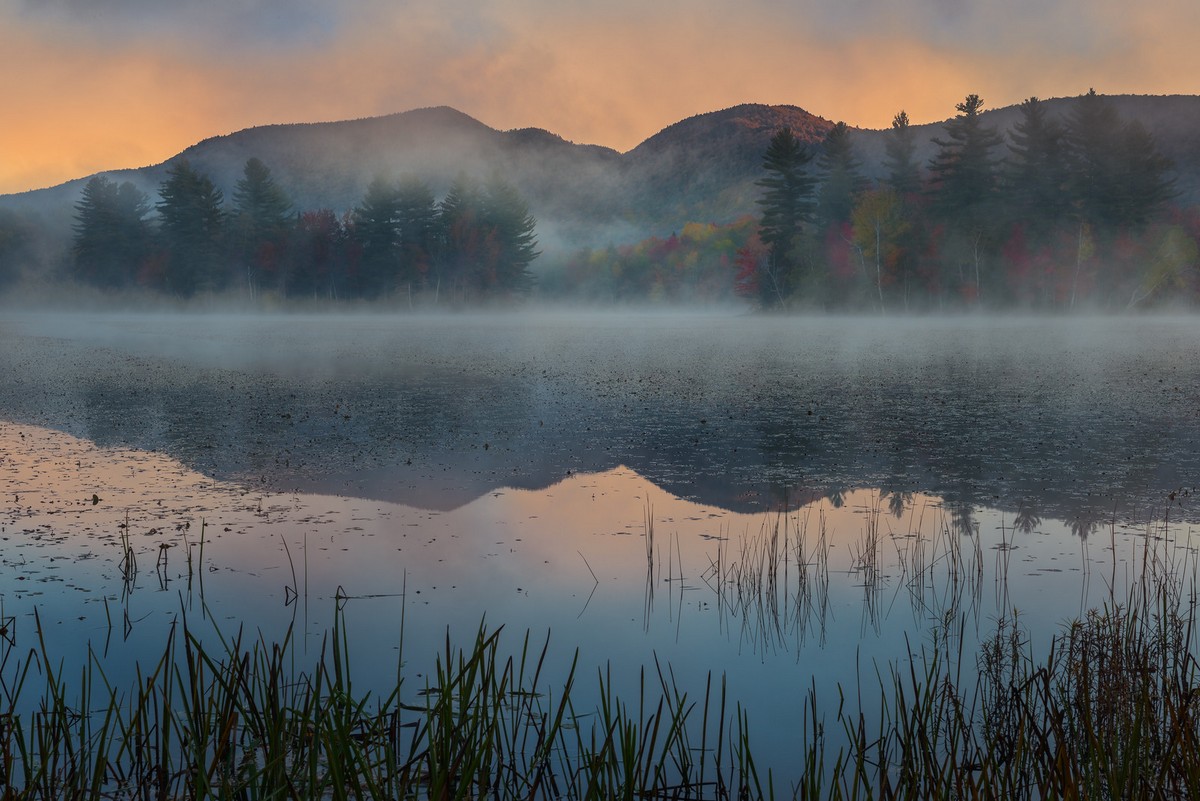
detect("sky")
[3,0,1200,195]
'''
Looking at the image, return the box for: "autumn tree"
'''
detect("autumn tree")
[291,209,350,299]
[156,160,226,296]
[851,189,909,311]
[755,127,815,307]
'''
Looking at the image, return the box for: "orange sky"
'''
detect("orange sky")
[4,0,1200,195]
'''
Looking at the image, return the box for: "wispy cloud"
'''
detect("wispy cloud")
[2,0,1199,193]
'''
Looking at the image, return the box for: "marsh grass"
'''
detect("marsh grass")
[0,602,772,800]
[2,505,1199,799]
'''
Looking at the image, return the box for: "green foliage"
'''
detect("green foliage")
[883,110,921,196]
[395,174,438,291]
[156,160,226,296]
[1004,97,1071,233]
[353,175,403,297]
[928,94,1004,228]
[755,127,816,307]
[816,121,866,226]
[72,176,152,288]
[481,175,540,294]
[0,208,35,288]
[231,157,292,296]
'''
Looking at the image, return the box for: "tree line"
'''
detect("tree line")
[70,158,539,302]
[742,90,1192,310]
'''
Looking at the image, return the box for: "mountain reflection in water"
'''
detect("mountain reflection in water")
[2,416,1194,784]
[0,312,1195,529]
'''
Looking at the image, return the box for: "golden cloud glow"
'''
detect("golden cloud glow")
[3,0,1200,194]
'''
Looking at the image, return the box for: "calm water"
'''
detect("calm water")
[1,311,1198,783]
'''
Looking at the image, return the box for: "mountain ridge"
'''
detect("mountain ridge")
[3,94,1199,267]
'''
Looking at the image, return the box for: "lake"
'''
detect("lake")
[1,310,1198,787]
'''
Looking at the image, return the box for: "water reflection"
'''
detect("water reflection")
[3,418,1197,783]
[1,313,1195,530]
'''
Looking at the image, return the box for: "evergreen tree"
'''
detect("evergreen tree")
[481,175,540,294]
[884,111,921,196]
[72,175,152,287]
[0,208,34,289]
[394,175,438,294]
[156,160,225,296]
[352,176,400,297]
[231,157,292,296]
[928,94,1004,301]
[436,173,484,301]
[816,122,866,226]
[1065,89,1175,229]
[1064,89,1125,228]
[1115,119,1176,227]
[1003,97,1071,234]
[928,94,1003,226]
[755,127,815,307]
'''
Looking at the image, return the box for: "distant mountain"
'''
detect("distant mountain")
[4,94,1200,274]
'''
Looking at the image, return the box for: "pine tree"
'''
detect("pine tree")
[352,176,400,297]
[1004,97,1071,233]
[394,175,438,294]
[1114,119,1176,227]
[928,94,1004,301]
[755,127,815,307]
[1065,89,1175,229]
[816,122,866,226]
[156,160,225,296]
[436,173,484,301]
[231,157,292,296]
[928,94,1003,227]
[482,176,539,294]
[884,111,921,196]
[1064,89,1125,228]
[72,175,152,287]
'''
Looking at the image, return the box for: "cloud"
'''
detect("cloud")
[2,0,1200,193]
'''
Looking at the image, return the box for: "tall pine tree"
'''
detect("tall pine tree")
[1003,97,1071,234]
[73,176,152,287]
[482,175,540,295]
[394,175,438,295]
[352,176,400,298]
[884,111,921,196]
[156,160,225,296]
[231,157,292,296]
[816,122,866,226]
[755,127,815,307]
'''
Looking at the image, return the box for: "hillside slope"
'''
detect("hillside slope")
[2,94,1198,274]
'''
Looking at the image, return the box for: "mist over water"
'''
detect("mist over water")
[3,308,1200,787]
[1,310,1196,524]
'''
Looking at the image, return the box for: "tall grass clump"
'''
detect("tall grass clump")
[0,607,768,800]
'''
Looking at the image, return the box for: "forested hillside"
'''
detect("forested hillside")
[0,92,1198,307]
